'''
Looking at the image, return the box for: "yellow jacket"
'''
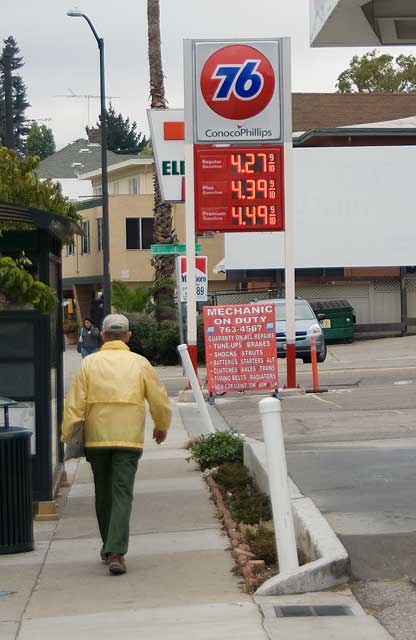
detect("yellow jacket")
[61,341,171,449]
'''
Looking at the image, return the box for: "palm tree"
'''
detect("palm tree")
[147,0,175,319]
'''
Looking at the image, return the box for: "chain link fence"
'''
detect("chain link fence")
[207,288,281,306]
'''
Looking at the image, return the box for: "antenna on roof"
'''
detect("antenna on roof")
[54,89,120,126]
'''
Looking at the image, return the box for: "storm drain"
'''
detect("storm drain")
[273,605,354,617]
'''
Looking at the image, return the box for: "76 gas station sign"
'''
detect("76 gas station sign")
[190,40,285,143]
[181,37,298,387]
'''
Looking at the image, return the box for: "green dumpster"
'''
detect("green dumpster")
[310,300,355,343]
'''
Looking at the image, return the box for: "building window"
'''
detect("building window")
[125,218,154,250]
[65,241,74,257]
[81,221,90,254]
[97,218,103,252]
[129,177,139,194]
[94,185,102,196]
[113,181,119,195]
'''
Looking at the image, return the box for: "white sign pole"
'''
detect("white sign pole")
[259,397,299,573]
[282,39,297,388]
[178,344,215,433]
[184,40,198,373]
[184,144,198,372]
[175,257,185,346]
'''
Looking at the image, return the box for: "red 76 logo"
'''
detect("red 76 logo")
[212,60,264,101]
[200,44,275,120]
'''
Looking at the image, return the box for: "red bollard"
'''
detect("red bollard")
[310,335,319,392]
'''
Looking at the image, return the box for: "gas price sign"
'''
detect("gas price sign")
[194,146,284,233]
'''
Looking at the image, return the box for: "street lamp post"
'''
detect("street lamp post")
[67,11,111,317]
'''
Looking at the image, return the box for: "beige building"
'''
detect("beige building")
[62,157,226,321]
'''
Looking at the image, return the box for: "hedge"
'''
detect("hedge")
[126,313,207,366]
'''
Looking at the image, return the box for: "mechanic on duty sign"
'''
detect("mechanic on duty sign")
[203,303,278,393]
[184,38,289,144]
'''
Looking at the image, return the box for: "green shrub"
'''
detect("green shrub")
[188,430,244,471]
[212,463,253,493]
[156,320,180,365]
[127,313,158,362]
[241,521,277,566]
[63,320,79,334]
[227,488,272,525]
[127,314,180,365]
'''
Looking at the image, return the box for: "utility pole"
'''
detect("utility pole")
[4,50,15,149]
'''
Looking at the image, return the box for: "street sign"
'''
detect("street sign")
[203,303,278,393]
[151,244,202,255]
[177,256,208,302]
[147,109,186,202]
[185,39,288,144]
[194,145,284,233]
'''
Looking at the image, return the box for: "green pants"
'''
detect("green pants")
[85,448,142,556]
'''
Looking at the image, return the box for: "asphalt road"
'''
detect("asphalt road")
[209,335,416,640]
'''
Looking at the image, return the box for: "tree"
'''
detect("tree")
[0,147,80,229]
[111,281,151,313]
[336,50,416,93]
[91,103,148,154]
[147,0,175,319]
[0,36,30,150]
[26,123,56,159]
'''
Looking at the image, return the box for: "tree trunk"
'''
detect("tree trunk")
[147,0,175,319]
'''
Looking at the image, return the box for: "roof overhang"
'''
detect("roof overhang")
[80,157,153,180]
[0,201,82,241]
[310,0,416,47]
[294,125,416,145]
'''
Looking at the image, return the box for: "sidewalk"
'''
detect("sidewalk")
[1,401,393,640]
[1,403,267,640]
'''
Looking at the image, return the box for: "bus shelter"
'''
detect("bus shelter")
[0,201,81,518]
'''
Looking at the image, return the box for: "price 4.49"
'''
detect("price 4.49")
[231,205,277,226]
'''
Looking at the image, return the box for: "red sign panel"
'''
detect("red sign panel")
[203,303,278,394]
[195,146,284,233]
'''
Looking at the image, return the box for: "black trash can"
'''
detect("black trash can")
[0,399,34,555]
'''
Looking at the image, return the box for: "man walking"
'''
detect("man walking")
[61,314,171,575]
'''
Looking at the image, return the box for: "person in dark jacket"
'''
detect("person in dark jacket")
[79,318,101,358]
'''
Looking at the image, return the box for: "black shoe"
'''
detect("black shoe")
[108,553,127,575]
[100,547,110,564]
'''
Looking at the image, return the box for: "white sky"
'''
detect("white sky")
[2,0,416,149]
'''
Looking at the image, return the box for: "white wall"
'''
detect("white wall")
[225,145,416,270]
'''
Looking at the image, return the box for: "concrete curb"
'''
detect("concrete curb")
[177,389,210,402]
[244,437,351,595]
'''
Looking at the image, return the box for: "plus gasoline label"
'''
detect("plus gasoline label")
[200,45,275,120]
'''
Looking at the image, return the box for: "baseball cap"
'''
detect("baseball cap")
[102,314,129,333]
